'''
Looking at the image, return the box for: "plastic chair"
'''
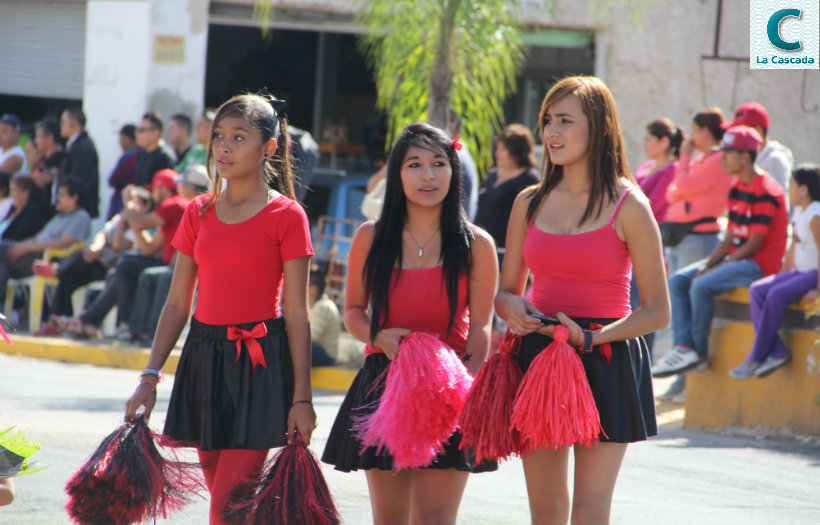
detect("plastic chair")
[5,242,85,332]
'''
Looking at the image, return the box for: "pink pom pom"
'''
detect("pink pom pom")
[511,325,603,451]
[355,332,473,470]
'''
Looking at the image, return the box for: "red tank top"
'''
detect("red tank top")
[364,266,469,356]
[523,189,633,318]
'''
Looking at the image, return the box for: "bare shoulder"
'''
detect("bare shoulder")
[469,225,497,256]
[355,219,377,239]
[618,181,653,218]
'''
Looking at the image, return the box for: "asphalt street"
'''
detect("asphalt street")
[0,353,818,524]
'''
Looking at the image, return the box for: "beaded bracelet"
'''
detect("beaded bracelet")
[292,399,312,407]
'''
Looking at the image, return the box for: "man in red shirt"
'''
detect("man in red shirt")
[114,169,190,335]
[653,126,788,378]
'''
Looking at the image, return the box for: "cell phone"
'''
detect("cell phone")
[529,313,560,325]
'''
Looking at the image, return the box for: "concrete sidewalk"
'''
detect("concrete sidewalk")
[0,334,358,392]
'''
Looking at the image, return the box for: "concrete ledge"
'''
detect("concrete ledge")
[685,296,820,436]
[1,335,356,392]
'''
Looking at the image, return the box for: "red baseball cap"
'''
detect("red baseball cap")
[718,126,762,152]
[722,102,769,130]
[147,169,179,190]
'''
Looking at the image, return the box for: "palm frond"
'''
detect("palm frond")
[0,427,44,477]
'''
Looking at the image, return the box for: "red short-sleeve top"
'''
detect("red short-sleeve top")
[172,194,314,325]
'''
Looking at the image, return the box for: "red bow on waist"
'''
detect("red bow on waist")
[589,323,612,365]
[227,322,268,369]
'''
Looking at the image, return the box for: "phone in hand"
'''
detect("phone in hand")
[529,313,560,325]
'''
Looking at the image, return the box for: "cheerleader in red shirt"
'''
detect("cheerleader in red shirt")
[495,77,670,525]
[124,92,316,525]
[322,123,498,525]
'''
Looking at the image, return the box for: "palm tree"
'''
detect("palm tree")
[254,0,643,175]
[357,0,524,175]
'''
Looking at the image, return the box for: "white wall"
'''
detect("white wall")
[546,0,820,172]
[83,0,209,221]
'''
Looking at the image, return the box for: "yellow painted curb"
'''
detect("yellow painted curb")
[2,336,354,392]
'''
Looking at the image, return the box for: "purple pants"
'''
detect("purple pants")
[748,269,819,362]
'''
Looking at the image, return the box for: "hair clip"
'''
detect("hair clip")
[452,135,463,151]
[256,87,289,120]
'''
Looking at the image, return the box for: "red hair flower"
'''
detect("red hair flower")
[452,135,463,151]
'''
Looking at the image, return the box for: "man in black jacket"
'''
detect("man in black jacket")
[59,107,99,218]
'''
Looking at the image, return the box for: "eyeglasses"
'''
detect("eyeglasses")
[136,127,157,133]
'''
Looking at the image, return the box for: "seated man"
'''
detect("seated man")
[114,169,188,336]
[309,267,340,366]
[36,187,155,336]
[652,126,789,377]
[0,178,91,298]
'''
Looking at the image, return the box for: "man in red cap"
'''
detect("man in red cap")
[722,102,793,197]
[112,168,190,338]
[653,126,789,378]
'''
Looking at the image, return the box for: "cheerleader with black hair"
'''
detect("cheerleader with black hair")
[322,123,499,525]
[124,91,316,525]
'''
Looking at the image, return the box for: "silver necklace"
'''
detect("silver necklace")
[405,229,438,258]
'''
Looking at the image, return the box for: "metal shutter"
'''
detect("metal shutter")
[0,0,87,99]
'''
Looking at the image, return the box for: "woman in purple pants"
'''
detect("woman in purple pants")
[730,164,820,379]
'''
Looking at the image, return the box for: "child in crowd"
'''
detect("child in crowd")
[730,163,820,378]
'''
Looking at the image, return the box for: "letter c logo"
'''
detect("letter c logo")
[767,8,802,51]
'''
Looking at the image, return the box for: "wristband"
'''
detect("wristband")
[140,367,164,383]
[581,329,594,353]
[292,399,312,407]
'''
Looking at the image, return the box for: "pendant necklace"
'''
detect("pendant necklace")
[405,228,438,258]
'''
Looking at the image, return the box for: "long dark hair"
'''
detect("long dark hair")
[527,76,635,225]
[203,93,295,212]
[364,123,473,343]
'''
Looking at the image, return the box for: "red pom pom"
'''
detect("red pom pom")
[459,331,526,463]
[65,418,205,525]
[511,325,603,451]
[225,441,340,525]
[355,332,473,470]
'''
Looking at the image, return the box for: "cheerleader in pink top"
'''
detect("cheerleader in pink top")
[322,123,499,525]
[495,77,670,525]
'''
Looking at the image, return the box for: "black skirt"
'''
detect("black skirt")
[164,317,294,451]
[516,317,657,444]
[321,353,497,473]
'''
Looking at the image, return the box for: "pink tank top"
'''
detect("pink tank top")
[523,190,633,318]
[364,266,469,356]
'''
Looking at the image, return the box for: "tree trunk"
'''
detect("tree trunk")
[428,0,458,133]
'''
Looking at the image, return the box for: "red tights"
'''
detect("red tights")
[197,448,269,525]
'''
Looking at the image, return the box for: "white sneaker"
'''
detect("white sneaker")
[651,346,704,377]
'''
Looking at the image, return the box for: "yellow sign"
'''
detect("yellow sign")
[153,35,185,63]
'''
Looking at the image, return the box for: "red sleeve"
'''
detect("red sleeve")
[279,201,314,262]
[171,196,205,257]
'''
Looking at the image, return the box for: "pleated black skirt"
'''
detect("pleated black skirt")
[163,317,294,451]
[321,353,497,473]
[516,317,657,444]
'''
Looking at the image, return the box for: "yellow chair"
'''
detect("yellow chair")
[5,242,85,332]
